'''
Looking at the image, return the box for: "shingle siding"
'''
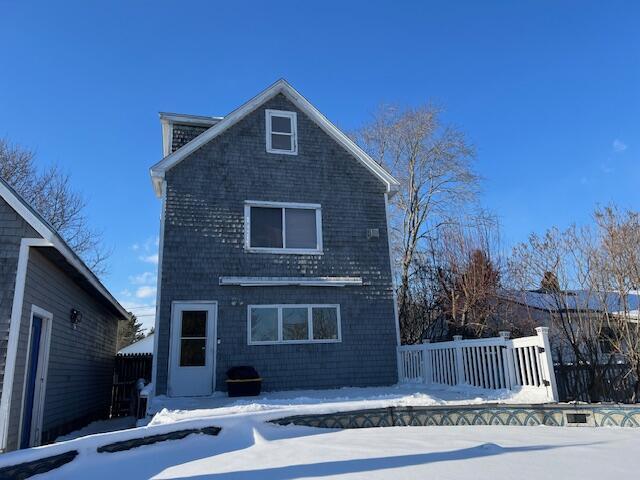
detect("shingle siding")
[171,124,209,153]
[5,249,117,450]
[156,93,398,394]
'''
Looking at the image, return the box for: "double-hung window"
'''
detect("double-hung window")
[245,201,322,254]
[266,109,297,154]
[248,304,341,344]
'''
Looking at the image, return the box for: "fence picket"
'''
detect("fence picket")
[528,347,539,386]
[516,348,525,385]
[496,346,505,388]
[472,347,480,387]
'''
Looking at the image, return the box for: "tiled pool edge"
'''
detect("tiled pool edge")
[97,425,221,453]
[270,404,640,429]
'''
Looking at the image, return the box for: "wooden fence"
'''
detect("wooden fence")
[398,327,559,402]
[554,362,637,403]
[110,353,153,418]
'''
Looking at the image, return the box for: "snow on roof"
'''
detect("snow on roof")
[117,334,154,355]
[501,289,640,313]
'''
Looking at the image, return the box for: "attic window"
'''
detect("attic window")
[266,110,297,155]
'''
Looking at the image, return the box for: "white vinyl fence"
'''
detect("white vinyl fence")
[398,327,559,402]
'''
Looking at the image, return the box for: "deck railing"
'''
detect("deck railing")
[397,327,558,402]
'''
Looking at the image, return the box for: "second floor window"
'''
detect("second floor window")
[245,201,322,254]
[266,109,297,155]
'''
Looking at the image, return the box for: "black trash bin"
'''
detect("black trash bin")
[226,366,262,397]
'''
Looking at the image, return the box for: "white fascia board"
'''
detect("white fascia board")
[219,276,363,287]
[281,83,400,196]
[0,180,129,320]
[159,112,223,126]
[149,79,400,198]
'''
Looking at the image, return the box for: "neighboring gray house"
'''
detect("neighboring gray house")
[0,178,128,451]
[149,79,401,397]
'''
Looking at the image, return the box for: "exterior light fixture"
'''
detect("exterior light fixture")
[70,308,83,329]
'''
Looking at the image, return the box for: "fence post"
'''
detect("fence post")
[535,327,559,402]
[453,335,465,386]
[500,331,517,389]
[422,339,431,385]
[397,347,404,383]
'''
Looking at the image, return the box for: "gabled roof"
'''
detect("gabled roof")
[150,79,400,197]
[0,176,129,320]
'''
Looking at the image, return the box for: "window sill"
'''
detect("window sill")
[249,339,341,346]
[266,148,298,156]
[245,248,323,255]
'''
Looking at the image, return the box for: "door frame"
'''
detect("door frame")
[17,305,53,448]
[167,301,217,397]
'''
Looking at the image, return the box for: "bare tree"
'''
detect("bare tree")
[355,105,478,343]
[434,221,502,337]
[509,226,612,401]
[591,206,640,400]
[0,138,109,274]
[397,248,446,344]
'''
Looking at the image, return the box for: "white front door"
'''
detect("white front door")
[169,302,217,397]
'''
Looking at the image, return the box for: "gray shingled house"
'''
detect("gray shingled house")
[149,80,401,397]
[0,178,128,451]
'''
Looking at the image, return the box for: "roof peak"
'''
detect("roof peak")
[150,79,400,197]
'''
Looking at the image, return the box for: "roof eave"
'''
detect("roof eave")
[0,178,130,320]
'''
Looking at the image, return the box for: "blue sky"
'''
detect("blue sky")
[1,1,638,329]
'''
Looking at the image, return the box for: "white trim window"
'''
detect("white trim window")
[244,201,323,254]
[248,304,341,345]
[266,109,297,155]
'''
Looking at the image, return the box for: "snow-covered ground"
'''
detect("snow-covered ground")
[146,383,550,425]
[39,422,640,479]
[2,385,637,479]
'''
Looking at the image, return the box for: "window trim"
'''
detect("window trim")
[247,304,342,345]
[244,200,323,254]
[266,109,298,155]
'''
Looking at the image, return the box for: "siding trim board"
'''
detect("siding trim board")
[0,238,51,451]
[219,277,363,287]
[151,180,167,397]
